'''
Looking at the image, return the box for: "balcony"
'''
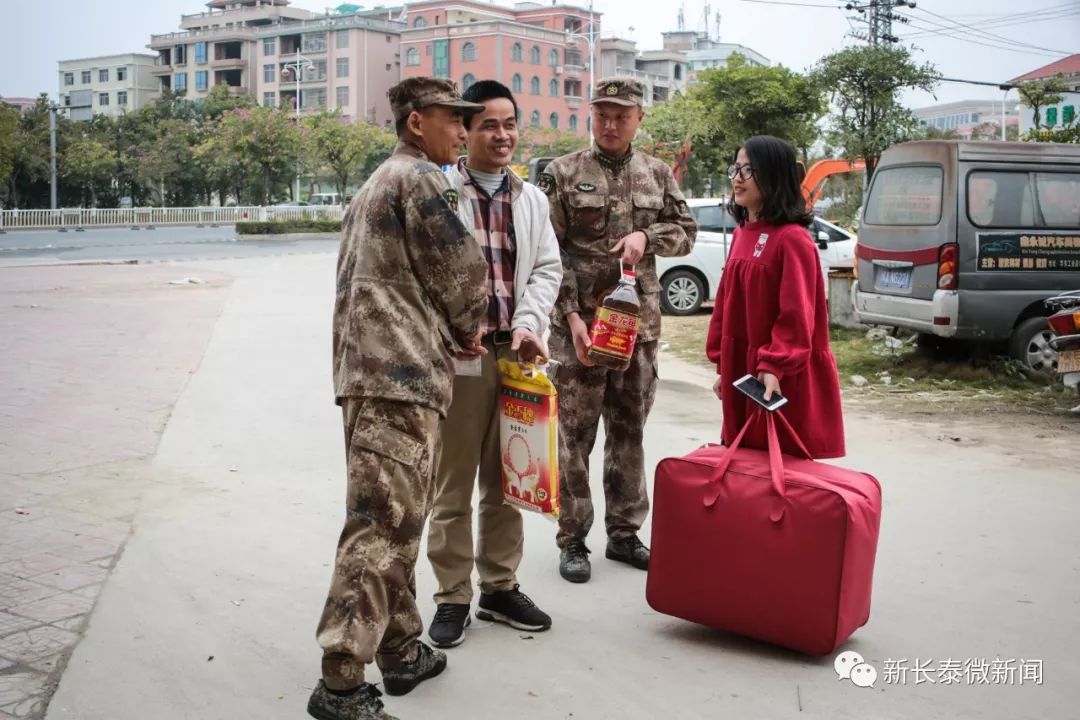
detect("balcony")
[565,95,584,108]
[150,64,173,76]
[402,20,565,44]
[180,5,309,30]
[149,26,254,48]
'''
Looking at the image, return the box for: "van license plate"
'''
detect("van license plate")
[1060,350,1080,374]
[878,268,911,290]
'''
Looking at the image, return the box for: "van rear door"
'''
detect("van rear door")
[856,144,954,302]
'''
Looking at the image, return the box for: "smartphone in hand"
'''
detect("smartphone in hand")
[733,374,788,412]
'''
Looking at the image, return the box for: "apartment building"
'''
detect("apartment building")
[598,38,688,106]
[912,99,1020,139]
[399,0,601,135]
[57,54,158,120]
[660,30,769,84]
[148,0,404,125]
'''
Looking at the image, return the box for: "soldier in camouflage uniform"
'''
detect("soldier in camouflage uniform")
[308,77,488,720]
[539,77,697,584]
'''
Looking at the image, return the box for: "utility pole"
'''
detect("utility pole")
[844,1,914,45]
[49,104,58,210]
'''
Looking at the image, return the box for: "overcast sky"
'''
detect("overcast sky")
[3,0,1078,109]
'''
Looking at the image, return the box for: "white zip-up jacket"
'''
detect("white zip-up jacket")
[445,163,563,337]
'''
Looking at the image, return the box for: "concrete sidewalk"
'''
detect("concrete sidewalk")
[45,254,1079,720]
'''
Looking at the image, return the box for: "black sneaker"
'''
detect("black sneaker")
[606,535,650,570]
[429,603,471,648]
[380,641,447,697]
[307,681,397,720]
[559,540,591,583]
[476,586,552,631]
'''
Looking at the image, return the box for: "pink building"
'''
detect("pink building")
[399,1,601,135]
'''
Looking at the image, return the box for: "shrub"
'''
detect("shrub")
[235,219,342,234]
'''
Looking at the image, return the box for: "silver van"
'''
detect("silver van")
[853,140,1080,370]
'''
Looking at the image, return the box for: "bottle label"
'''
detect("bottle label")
[589,307,639,361]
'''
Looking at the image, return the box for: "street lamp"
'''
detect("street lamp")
[282,50,315,203]
[565,0,598,102]
[998,84,1014,142]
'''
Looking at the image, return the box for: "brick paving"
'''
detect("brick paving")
[0,264,231,718]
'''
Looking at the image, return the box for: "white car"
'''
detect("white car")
[655,198,857,315]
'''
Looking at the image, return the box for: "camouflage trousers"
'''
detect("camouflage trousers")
[317,396,441,690]
[549,331,659,548]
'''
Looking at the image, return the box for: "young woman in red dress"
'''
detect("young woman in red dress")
[705,135,845,458]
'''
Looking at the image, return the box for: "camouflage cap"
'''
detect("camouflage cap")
[590,77,645,107]
[388,77,485,122]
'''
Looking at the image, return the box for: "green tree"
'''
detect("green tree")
[915,125,960,140]
[61,133,114,207]
[814,45,940,179]
[138,119,205,206]
[639,91,724,196]
[697,54,826,164]
[1017,74,1070,131]
[199,107,300,205]
[6,96,53,208]
[304,112,395,199]
[0,104,19,207]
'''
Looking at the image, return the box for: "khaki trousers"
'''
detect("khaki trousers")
[426,339,524,604]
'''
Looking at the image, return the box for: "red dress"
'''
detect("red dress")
[705,220,845,458]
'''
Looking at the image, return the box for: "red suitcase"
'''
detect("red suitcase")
[646,410,881,656]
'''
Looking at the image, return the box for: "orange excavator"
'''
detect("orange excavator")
[800,158,866,211]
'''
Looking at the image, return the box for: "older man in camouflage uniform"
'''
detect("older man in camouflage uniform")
[539,77,697,584]
[308,77,488,720]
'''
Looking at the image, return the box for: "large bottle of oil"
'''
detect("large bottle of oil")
[587,265,641,370]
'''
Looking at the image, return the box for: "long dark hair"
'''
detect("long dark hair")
[727,135,813,228]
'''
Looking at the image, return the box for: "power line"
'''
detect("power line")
[905,9,1080,39]
[911,5,1076,55]
[738,0,841,7]
[901,18,1067,58]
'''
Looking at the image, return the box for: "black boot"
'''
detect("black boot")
[606,535,650,570]
[307,681,397,720]
[559,539,591,583]
[380,641,447,697]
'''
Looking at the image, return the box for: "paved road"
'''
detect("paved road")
[40,254,1080,720]
[0,227,338,266]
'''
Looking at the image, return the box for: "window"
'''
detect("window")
[433,39,448,78]
[586,116,591,134]
[195,71,208,90]
[174,73,188,92]
[263,38,276,56]
[336,30,349,49]
[549,112,558,129]
[63,95,70,107]
[406,48,420,66]
[530,76,540,95]
[64,73,74,86]
[414,16,427,28]
[264,92,276,108]
[81,71,91,84]
[967,171,1034,228]
[1046,107,1059,127]
[426,44,433,56]
[336,86,349,108]
[117,91,127,106]
[692,203,734,232]
[462,42,476,62]
[1035,172,1080,229]
[462,73,476,91]
[865,166,944,226]
[550,78,558,97]
[302,32,327,53]
[530,110,540,126]
[549,48,559,66]
[195,42,207,64]
[568,114,577,132]
[336,57,349,78]
[674,65,682,80]
[302,88,327,110]
[512,74,522,93]
[530,46,541,64]
[99,69,109,83]
[99,92,110,106]
[174,45,187,65]
[512,43,522,62]
[264,64,276,83]
[117,67,127,82]
[308,60,328,81]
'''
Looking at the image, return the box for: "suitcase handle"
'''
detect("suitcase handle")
[703,409,813,522]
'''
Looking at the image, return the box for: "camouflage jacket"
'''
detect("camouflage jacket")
[540,146,697,342]
[333,141,488,416]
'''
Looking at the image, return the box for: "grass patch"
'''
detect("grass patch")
[661,313,1077,414]
[235,219,342,234]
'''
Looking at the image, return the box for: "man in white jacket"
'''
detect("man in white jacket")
[426,80,563,649]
